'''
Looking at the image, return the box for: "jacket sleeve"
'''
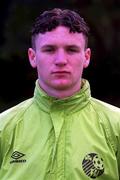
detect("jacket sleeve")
[0,109,19,168]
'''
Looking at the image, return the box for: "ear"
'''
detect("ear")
[84,48,91,68]
[28,48,37,68]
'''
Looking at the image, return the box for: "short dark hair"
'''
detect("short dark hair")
[30,8,90,49]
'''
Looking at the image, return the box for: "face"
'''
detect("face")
[28,26,91,98]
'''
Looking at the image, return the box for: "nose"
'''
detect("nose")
[54,49,67,66]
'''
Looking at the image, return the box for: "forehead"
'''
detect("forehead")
[35,26,86,47]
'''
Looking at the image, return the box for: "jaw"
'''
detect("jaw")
[38,77,82,99]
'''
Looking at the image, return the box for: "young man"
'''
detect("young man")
[0,8,120,179]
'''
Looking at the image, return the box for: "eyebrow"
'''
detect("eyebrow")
[41,44,81,49]
[66,45,80,49]
[41,45,56,49]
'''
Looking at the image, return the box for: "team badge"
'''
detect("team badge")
[82,153,104,179]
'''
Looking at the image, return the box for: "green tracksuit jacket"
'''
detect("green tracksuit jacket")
[0,79,120,180]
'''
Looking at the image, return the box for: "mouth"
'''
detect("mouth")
[51,71,70,78]
[52,71,70,74]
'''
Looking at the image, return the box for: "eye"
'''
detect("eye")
[66,47,80,54]
[68,48,77,52]
[43,48,55,53]
[41,45,57,54]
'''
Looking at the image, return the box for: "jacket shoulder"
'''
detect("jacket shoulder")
[0,98,33,130]
[91,97,120,117]
[90,97,120,127]
[90,97,120,152]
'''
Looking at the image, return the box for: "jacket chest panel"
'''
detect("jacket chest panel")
[1,111,118,180]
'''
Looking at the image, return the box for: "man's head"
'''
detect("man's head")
[28,8,91,99]
[30,8,90,50]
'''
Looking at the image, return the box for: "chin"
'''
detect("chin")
[52,82,71,90]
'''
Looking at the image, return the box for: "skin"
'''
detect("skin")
[28,26,91,99]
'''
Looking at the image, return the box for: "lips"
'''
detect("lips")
[52,72,70,77]
[52,71,70,74]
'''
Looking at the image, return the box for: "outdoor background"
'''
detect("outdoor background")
[0,0,120,112]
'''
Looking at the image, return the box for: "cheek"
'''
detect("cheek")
[36,53,53,67]
[36,54,46,68]
[71,56,85,69]
[71,58,85,77]
[36,59,51,78]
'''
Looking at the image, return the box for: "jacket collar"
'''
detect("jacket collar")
[34,79,91,113]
